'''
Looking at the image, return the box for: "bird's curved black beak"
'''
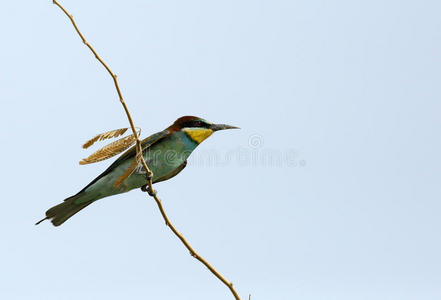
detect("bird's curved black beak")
[210,124,240,131]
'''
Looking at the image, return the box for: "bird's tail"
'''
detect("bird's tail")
[35,193,93,227]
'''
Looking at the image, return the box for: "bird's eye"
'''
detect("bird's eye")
[193,121,202,127]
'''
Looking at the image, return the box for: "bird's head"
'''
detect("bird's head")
[168,116,239,144]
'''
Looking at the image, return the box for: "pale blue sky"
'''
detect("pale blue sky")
[1,1,440,299]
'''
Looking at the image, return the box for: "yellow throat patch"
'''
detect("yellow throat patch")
[183,128,214,144]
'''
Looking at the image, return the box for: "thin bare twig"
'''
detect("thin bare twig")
[52,1,241,299]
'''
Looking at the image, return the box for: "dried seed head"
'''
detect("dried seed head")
[82,128,129,149]
[79,134,136,165]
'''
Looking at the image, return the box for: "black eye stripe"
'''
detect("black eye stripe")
[181,120,209,128]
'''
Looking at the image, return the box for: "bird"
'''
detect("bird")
[36,116,238,226]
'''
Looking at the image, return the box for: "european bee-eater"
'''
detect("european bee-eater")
[37,116,238,226]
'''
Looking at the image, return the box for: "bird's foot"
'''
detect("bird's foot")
[141,184,157,197]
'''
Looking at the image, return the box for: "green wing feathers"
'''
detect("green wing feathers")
[36,130,171,226]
